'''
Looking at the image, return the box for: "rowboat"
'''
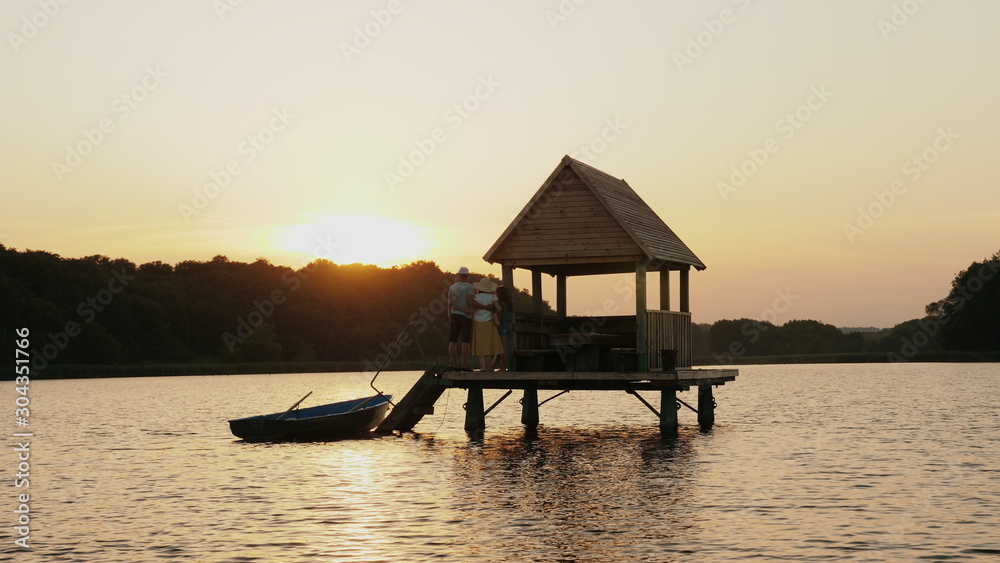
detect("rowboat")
[228,394,393,442]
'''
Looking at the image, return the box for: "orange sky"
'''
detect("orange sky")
[2,1,998,327]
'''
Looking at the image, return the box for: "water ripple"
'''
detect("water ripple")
[8,364,1000,561]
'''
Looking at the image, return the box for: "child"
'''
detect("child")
[492,285,515,371]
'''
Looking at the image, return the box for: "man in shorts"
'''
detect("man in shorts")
[447,266,476,371]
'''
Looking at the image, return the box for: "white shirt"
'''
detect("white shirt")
[473,293,497,323]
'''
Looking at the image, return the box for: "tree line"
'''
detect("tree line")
[1,244,996,376]
[697,250,1000,363]
[0,245,540,376]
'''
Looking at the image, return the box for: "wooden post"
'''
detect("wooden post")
[680,268,690,313]
[521,388,539,427]
[531,269,543,317]
[465,387,486,433]
[556,274,567,318]
[636,262,648,372]
[502,266,515,293]
[660,266,671,312]
[697,384,715,429]
[503,265,517,371]
[659,388,678,430]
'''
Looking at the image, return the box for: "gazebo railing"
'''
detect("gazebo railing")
[510,311,692,371]
[647,310,692,369]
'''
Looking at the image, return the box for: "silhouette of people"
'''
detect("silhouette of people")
[447,267,476,371]
[470,277,503,371]
[491,284,515,371]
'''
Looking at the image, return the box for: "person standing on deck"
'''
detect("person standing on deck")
[447,267,476,371]
[470,277,503,372]
[491,284,515,372]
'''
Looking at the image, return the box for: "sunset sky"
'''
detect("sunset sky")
[2,0,998,328]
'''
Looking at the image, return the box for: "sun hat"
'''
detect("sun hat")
[457,266,470,275]
[473,277,497,292]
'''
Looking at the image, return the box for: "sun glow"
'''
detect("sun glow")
[269,215,436,267]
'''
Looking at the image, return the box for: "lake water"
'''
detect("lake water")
[4,363,999,562]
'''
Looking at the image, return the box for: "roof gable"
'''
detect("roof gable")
[484,156,706,274]
[567,158,705,270]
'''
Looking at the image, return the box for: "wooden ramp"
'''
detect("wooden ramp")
[375,366,448,433]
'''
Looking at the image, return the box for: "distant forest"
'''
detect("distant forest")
[0,246,542,375]
[1,244,997,377]
[698,250,1000,363]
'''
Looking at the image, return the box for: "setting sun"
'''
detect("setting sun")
[269,215,437,267]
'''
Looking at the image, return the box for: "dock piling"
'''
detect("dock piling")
[697,384,715,429]
[521,387,539,427]
[464,386,486,433]
[659,388,678,430]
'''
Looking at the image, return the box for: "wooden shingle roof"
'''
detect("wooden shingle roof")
[484,156,706,276]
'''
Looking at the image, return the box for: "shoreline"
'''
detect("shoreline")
[693,350,1000,366]
[12,351,1000,380]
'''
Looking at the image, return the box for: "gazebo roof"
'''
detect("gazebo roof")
[484,156,706,276]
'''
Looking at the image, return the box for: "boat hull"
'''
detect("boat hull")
[228,395,392,442]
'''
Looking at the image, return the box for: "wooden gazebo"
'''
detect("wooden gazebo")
[376,156,738,436]
[484,155,706,372]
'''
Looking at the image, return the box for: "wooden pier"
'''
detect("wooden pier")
[375,365,738,434]
[379,156,739,436]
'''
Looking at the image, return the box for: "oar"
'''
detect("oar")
[276,391,312,420]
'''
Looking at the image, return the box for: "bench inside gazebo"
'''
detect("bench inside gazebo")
[484,155,706,373]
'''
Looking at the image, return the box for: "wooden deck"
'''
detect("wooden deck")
[438,368,738,389]
[376,365,738,435]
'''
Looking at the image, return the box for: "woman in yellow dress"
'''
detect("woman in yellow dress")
[470,277,503,371]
